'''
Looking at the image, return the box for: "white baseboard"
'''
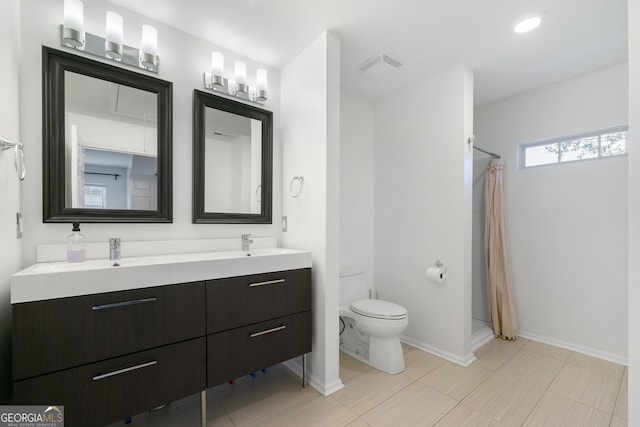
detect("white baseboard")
[518,330,628,366]
[472,327,495,351]
[282,359,345,397]
[315,379,346,397]
[400,336,476,367]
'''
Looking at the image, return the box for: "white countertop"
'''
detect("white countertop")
[11,248,312,304]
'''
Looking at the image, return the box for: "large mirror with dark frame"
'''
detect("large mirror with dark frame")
[192,90,272,224]
[43,46,173,223]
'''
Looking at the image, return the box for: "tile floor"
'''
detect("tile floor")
[108,338,628,426]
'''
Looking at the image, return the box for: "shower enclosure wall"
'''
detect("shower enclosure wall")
[472,156,491,339]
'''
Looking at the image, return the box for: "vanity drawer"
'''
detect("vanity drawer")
[207,311,311,387]
[206,268,311,333]
[13,281,205,380]
[13,337,206,427]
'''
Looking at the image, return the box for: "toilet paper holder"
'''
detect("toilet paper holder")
[425,260,447,284]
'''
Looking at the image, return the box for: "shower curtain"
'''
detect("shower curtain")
[484,159,518,340]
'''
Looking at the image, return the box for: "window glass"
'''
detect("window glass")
[600,131,627,157]
[524,144,558,167]
[521,127,628,168]
[559,136,599,162]
[84,184,107,208]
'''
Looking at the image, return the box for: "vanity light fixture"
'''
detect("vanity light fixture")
[234,61,248,95]
[140,25,159,70]
[62,0,85,49]
[210,52,225,88]
[60,3,159,73]
[203,58,268,105]
[256,69,268,103]
[105,11,123,60]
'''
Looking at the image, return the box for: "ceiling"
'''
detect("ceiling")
[107,0,628,105]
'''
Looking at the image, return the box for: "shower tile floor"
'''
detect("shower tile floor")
[108,338,627,426]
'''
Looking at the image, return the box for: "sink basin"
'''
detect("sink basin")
[12,247,312,304]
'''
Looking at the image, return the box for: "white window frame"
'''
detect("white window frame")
[519,125,629,169]
[84,183,107,209]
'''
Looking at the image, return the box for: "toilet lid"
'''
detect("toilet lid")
[350,299,408,319]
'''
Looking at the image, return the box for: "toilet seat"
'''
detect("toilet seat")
[350,299,408,320]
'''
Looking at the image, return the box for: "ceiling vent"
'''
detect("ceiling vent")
[359,53,402,79]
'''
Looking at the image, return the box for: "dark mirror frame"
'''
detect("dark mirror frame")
[42,46,173,223]
[192,90,273,224]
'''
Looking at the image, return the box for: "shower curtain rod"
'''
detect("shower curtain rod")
[473,145,501,159]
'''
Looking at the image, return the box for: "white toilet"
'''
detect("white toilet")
[339,267,409,374]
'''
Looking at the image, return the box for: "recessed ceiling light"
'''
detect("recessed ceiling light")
[514,15,543,34]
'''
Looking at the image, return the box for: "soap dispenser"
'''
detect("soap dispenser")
[67,222,86,263]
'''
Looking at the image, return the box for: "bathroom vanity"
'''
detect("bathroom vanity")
[11,248,312,427]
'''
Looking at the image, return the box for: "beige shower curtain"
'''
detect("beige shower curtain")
[485,159,518,340]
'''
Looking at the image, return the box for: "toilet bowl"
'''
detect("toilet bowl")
[339,268,409,374]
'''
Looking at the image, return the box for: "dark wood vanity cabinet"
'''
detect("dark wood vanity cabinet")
[13,282,206,427]
[206,268,312,386]
[13,282,206,381]
[14,338,206,427]
[12,268,311,426]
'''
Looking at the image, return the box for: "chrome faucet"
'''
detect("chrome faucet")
[109,238,121,264]
[241,234,253,252]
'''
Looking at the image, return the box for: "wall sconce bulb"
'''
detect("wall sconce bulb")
[63,0,85,49]
[105,11,123,60]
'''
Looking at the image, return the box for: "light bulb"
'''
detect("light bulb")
[64,0,84,32]
[211,52,224,76]
[514,16,542,33]
[141,25,158,56]
[63,0,84,48]
[140,25,158,69]
[235,61,247,85]
[256,69,268,102]
[105,12,123,60]
[257,69,267,91]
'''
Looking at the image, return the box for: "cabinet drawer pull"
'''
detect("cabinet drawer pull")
[249,279,286,287]
[92,360,157,381]
[91,297,157,311]
[249,325,287,338]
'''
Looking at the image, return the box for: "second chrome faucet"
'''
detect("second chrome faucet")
[109,238,121,266]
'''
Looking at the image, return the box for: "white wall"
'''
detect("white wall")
[475,63,629,362]
[0,0,21,403]
[627,1,639,423]
[374,64,474,364]
[204,136,251,213]
[281,31,342,395]
[19,0,282,266]
[340,91,375,289]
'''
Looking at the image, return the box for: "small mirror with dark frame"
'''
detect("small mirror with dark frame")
[43,46,173,223]
[193,90,272,224]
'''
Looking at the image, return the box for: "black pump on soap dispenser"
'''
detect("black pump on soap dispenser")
[67,222,86,263]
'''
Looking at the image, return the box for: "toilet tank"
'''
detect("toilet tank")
[339,267,368,307]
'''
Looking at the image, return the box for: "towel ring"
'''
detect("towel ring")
[290,176,304,198]
[1,136,26,181]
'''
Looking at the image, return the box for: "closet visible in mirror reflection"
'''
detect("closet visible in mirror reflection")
[64,72,158,210]
[204,107,262,214]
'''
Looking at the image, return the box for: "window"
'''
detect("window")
[84,184,107,208]
[520,126,628,168]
